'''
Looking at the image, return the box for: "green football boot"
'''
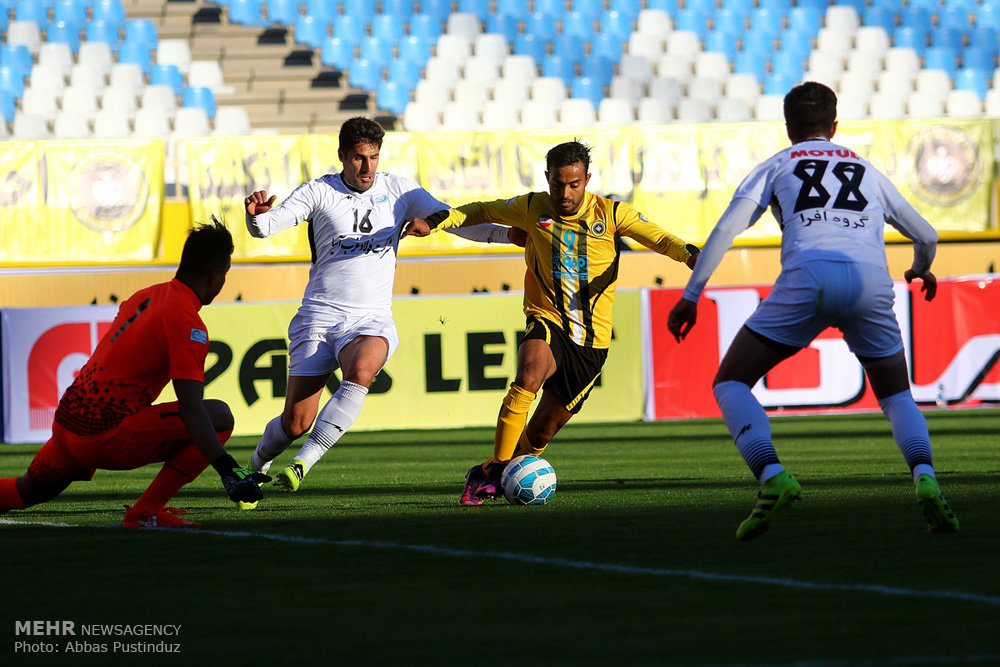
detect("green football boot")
[274,460,306,493]
[915,474,959,533]
[736,470,802,541]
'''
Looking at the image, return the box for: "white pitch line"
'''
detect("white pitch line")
[4,518,1000,608]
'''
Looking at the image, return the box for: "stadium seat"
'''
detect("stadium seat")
[569,76,603,108]
[376,79,409,114]
[420,0,452,23]
[636,97,672,124]
[844,51,881,80]
[183,86,217,119]
[462,55,500,85]
[986,87,1000,116]
[861,6,897,33]
[92,0,126,29]
[725,74,760,101]
[85,21,121,52]
[0,44,33,78]
[474,33,508,63]
[519,99,558,128]
[648,76,682,105]
[227,0,268,28]
[108,63,145,95]
[535,0,565,16]
[513,34,546,62]
[893,26,928,52]
[101,87,138,117]
[330,15,362,46]
[118,43,154,76]
[673,9,709,40]
[78,42,114,78]
[157,40,193,76]
[457,0,489,15]
[389,58,422,91]
[436,34,473,63]
[531,76,567,105]
[360,37,394,68]
[599,10,633,41]
[52,0,87,29]
[749,8,782,34]
[598,97,633,125]
[561,11,594,41]
[173,107,211,137]
[676,98,712,123]
[7,21,43,55]
[868,92,906,120]
[413,79,450,110]
[441,101,479,130]
[320,37,353,69]
[716,98,752,122]
[46,21,82,54]
[61,87,99,120]
[398,35,433,64]
[906,90,945,117]
[213,106,252,136]
[609,76,642,104]
[0,90,16,123]
[581,55,614,88]
[425,56,461,87]
[188,61,233,95]
[855,27,890,56]
[687,77,723,103]
[787,7,822,34]
[955,69,989,100]
[485,13,518,42]
[732,51,767,82]
[39,43,74,77]
[265,0,300,26]
[491,78,529,107]
[53,110,91,138]
[543,55,576,85]
[938,6,971,32]
[481,100,517,129]
[825,5,860,33]
[945,90,982,117]
[294,16,327,49]
[559,98,596,126]
[141,85,177,115]
[501,55,538,84]
[13,112,49,140]
[923,47,959,77]
[150,64,185,96]
[884,48,921,77]
[14,3,49,29]
[628,32,665,62]
[409,14,443,44]
[446,13,481,41]
[659,53,695,83]
[704,30,740,62]
[21,88,59,122]
[494,0,530,20]
[753,94,784,121]
[30,63,68,94]
[453,79,490,107]
[962,48,995,73]
[665,31,702,60]
[694,52,730,82]
[348,59,381,91]
[124,19,159,49]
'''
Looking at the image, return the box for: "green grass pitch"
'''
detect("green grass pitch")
[2,409,999,666]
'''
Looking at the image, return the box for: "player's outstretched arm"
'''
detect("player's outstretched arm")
[904,269,938,301]
[401,217,431,238]
[667,297,698,342]
[244,190,276,216]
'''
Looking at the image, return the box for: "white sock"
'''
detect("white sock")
[251,416,293,473]
[293,381,368,475]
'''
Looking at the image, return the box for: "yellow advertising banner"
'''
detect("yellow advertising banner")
[632,124,709,243]
[182,135,309,259]
[189,292,643,436]
[0,139,163,263]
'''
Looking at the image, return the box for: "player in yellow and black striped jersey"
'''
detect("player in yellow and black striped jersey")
[403,141,699,505]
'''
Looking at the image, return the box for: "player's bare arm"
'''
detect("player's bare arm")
[667,297,698,342]
[904,269,937,301]
[401,217,431,238]
[244,190,277,215]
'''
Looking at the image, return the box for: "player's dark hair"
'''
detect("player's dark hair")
[339,116,385,152]
[546,140,592,174]
[784,82,837,139]
[178,216,233,276]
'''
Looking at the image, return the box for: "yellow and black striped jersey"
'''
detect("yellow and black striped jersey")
[432,191,693,348]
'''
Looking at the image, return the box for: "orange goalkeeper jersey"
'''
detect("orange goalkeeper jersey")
[54,278,210,435]
[433,191,693,348]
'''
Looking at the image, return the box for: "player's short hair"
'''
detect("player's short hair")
[178,216,233,275]
[339,116,385,152]
[546,140,592,174]
[784,82,837,138]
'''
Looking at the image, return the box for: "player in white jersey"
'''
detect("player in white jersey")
[667,83,959,539]
[242,117,512,499]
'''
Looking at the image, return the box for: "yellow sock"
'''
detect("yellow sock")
[513,431,547,458]
[486,384,535,470]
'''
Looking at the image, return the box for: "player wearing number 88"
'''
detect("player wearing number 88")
[668,82,959,539]
[501,455,557,505]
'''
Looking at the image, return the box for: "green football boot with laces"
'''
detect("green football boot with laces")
[736,470,802,541]
[915,474,959,533]
[274,460,306,492]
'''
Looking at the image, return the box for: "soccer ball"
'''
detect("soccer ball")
[501,455,557,505]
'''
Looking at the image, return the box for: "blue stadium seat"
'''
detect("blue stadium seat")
[46,21,82,53]
[0,44,34,77]
[776,36,810,64]
[794,0,827,11]
[0,90,16,123]
[359,37,392,68]
[456,0,488,15]
[591,33,623,62]
[348,58,381,90]
[150,63,184,95]
[580,54,614,88]
[705,30,740,61]
[86,20,121,51]
[182,86,217,119]
[686,0,716,15]
[228,0,267,27]
[787,7,821,35]
[835,0,866,15]
[907,0,941,10]
[92,0,126,28]
[485,13,518,42]
[525,12,557,39]
[514,34,546,61]
[713,9,746,35]
[969,27,1000,60]
[570,75,603,107]
[755,0,788,15]
[771,50,804,82]
[117,42,153,75]
[15,2,49,28]
[331,15,363,46]
[955,68,989,99]
[380,0,415,17]
[765,71,798,97]
[495,0,531,20]
[552,34,585,65]
[893,26,929,52]
[320,37,353,69]
[0,66,26,98]
[294,15,327,49]
[387,58,421,91]
[674,9,709,40]
[580,0,611,17]
[397,35,431,64]
[741,30,778,56]
[898,7,931,32]
[265,0,300,25]
[642,0,679,14]
[422,0,453,22]
[341,0,370,20]
[409,14,442,44]
[937,6,971,32]
[931,27,965,52]
[543,54,576,85]
[923,47,959,77]
[862,6,897,33]
[749,8,783,34]
[376,79,409,114]
[599,10,633,40]
[534,0,565,16]
[371,14,404,42]
[0,10,6,35]
[124,18,158,48]
[562,11,595,40]
[305,0,337,22]
[979,3,1000,31]
[733,50,767,81]
[52,0,87,28]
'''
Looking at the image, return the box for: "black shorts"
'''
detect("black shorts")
[522,316,608,414]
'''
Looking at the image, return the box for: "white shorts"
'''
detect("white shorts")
[287,310,399,377]
[744,260,904,360]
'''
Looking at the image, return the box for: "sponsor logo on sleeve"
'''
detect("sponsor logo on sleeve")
[538,214,553,229]
[190,328,208,344]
